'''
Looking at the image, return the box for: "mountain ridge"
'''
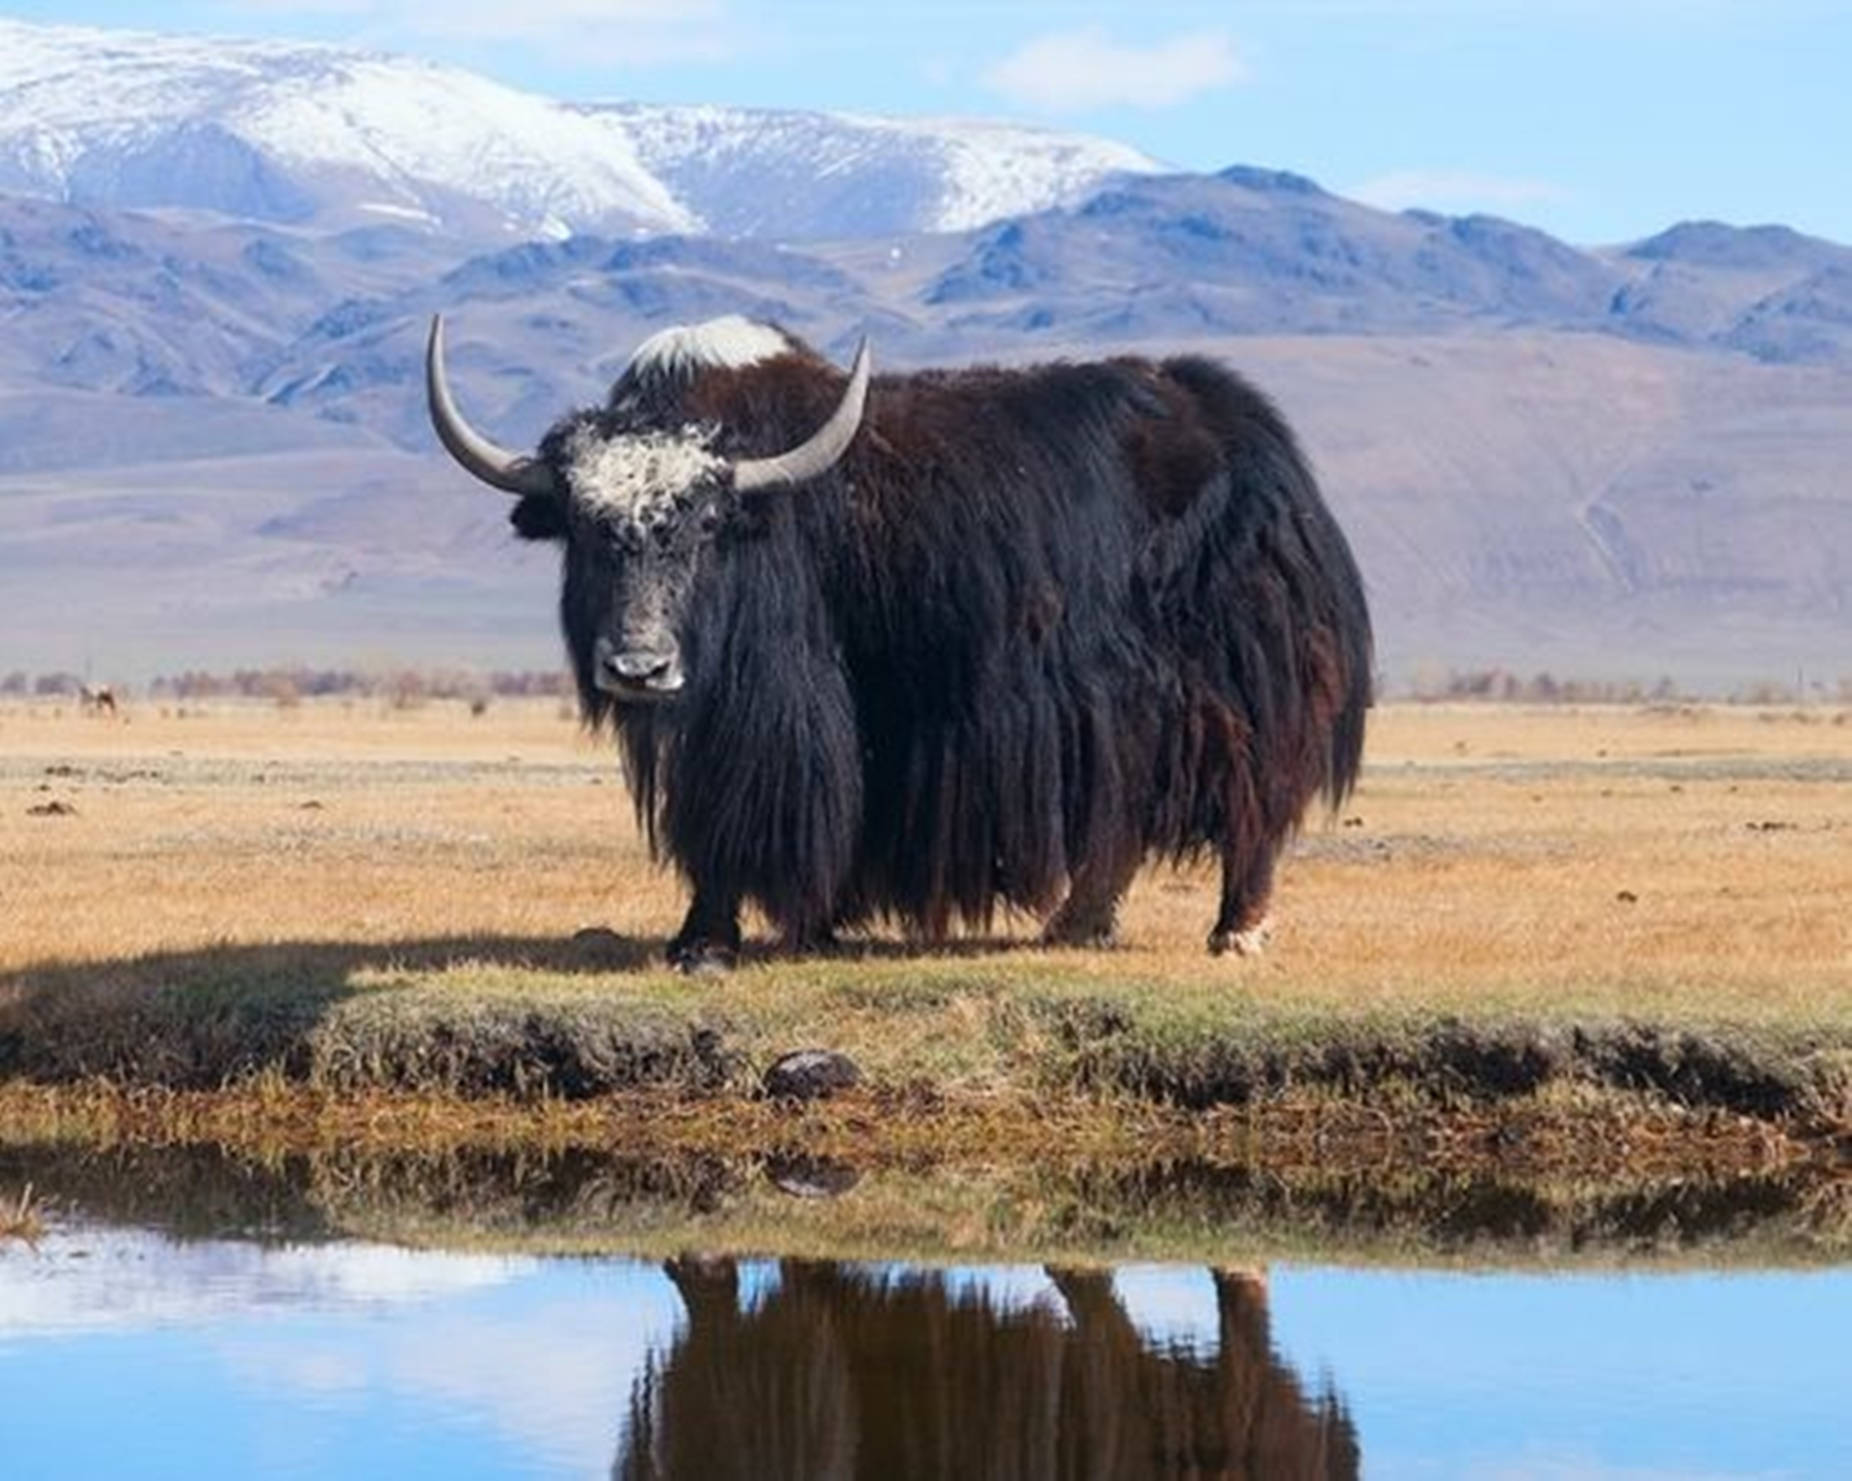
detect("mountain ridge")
[0,16,1847,690]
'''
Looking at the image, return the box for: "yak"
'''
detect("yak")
[427,314,1371,970]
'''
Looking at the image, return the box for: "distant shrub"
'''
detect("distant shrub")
[1409,668,1666,703]
[383,670,427,710]
[147,665,573,703]
[1732,680,1801,706]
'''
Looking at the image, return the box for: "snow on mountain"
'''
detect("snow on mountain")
[0,18,1163,244]
[0,18,695,237]
[582,103,1166,238]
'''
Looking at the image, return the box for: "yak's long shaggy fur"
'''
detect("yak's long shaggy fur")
[516,327,1371,952]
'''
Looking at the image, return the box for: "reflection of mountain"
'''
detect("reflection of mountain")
[619,1258,1358,1480]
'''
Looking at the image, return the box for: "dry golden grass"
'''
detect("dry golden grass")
[2,695,1850,1152]
[4,694,1849,1019]
[0,1179,41,1245]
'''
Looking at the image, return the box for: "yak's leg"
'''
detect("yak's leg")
[1045,1266,1138,1338]
[663,1254,740,1323]
[1212,1265,1271,1343]
[667,885,742,973]
[1208,840,1275,957]
[1043,836,1143,948]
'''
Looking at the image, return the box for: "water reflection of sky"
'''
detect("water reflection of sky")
[1269,1265,1852,1478]
[1,1229,1848,1478]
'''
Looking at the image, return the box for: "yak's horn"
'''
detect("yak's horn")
[732,339,871,493]
[425,315,556,497]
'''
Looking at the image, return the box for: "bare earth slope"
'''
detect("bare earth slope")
[5,331,1847,688]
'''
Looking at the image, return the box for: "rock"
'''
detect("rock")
[763,1048,862,1101]
[27,800,76,817]
[766,1155,862,1199]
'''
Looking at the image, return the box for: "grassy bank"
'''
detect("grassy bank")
[3,698,1851,1169]
[3,944,1851,1129]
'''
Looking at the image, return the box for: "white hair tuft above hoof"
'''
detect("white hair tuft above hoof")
[1209,915,1273,958]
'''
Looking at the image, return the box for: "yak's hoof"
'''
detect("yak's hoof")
[667,938,737,975]
[1208,916,1272,958]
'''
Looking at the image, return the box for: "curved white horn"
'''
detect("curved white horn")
[425,315,556,498]
[732,339,871,494]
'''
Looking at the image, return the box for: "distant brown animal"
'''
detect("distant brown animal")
[79,683,117,717]
[618,1257,1358,1479]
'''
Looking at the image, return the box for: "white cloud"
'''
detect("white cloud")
[984,27,1247,113]
[0,1229,526,1338]
[1351,169,1573,215]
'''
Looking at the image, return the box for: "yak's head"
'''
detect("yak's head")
[427,315,869,708]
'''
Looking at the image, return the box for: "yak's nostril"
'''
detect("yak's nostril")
[609,650,673,681]
[592,636,681,695]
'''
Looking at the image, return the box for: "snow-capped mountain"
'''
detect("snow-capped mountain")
[0,19,694,237]
[0,19,1163,242]
[582,103,1165,238]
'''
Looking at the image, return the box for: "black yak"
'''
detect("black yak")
[618,1257,1360,1479]
[427,314,1371,969]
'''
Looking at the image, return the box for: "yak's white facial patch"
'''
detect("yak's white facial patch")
[628,315,792,375]
[567,424,723,521]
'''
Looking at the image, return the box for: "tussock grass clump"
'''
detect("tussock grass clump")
[1053,1000,1852,1123]
[1,1180,43,1244]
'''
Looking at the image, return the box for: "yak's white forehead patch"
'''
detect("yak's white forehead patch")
[567,424,723,520]
[628,315,792,374]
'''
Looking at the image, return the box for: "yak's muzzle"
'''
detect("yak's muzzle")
[593,635,685,699]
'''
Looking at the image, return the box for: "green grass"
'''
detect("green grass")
[5,944,1851,1136]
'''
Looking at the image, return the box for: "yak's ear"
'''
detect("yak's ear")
[510,493,567,541]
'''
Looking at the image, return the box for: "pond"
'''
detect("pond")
[4,1142,1851,1477]
[5,1207,1851,1478]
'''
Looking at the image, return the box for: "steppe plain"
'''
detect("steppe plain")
[0,694,1845,1162]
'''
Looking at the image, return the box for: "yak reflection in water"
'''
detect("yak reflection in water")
[617,1260,1358,1480]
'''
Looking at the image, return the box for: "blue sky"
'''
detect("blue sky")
[3,1,1848,246]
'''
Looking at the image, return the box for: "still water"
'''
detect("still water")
[4,1223,1851,1479]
